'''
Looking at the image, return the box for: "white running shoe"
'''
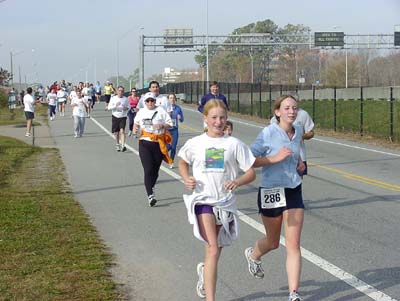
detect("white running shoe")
[288,290,301,301]
[148,194,157,207]
[196,262,205,299]
[244,247,264,279]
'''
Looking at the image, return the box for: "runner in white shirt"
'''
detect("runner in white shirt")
[46,89,57,120]
[133,92,173,207]
[68,86,77,104]
[23,87,40,137]
[71,90,89,138]
[82,82,93,117]
[56,88,67,117]
[37,85,45,102]
[178,99,256,300]
[137,80,172,114]
[107,85,130,152]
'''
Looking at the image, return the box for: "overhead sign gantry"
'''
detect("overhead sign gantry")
[139,31,400,88]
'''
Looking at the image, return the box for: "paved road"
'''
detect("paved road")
[46,104,399,301]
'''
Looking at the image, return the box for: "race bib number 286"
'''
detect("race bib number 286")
[260,187,286,209]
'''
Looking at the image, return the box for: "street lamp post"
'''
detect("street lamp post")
[18,65,21,91]
[94,57,97,84]
[205,0,209,83]
[117,40,120,87]
[333,26,348,88]
[138,27,145,89]
[117,26,144,88]
[249,47,254,84]
[345,48,348,88]
[139,34,143,89]
[10,51,13,87]
[10,49,35,88]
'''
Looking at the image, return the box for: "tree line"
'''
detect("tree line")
[189,19,400,88]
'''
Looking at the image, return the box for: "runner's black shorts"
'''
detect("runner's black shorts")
[111,115,127,133]
[257,184,304,217]
[25,111,34,120]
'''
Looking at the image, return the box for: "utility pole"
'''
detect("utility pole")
[18,65,21,91]
[205,0,209,83]
[10,52,13,87]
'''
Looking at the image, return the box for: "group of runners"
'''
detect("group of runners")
[176,81,314,301]
[23,79,315,301]
[23,80,104,137]
[127,80,314,301]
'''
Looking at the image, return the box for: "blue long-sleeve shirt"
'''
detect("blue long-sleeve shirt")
[198,93,229,113]
[251,123,303,189]
[170,104,184,130]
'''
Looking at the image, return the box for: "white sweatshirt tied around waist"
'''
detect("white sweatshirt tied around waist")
[183,192,238,247]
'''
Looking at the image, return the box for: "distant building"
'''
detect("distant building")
[162,67,199,85]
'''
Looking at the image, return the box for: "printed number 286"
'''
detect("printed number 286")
[264,193,281,203]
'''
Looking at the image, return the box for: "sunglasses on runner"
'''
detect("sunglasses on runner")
[145,98,155,103]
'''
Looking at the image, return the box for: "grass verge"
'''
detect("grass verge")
[0,104,47,126]
[0,136,124,300]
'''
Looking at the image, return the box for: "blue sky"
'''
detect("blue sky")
[1,0,399,86]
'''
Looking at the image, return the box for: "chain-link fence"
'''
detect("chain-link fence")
[162,81,400,142]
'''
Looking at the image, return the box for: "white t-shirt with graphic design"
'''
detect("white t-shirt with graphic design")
[178,133,255,201]
[134,106,173,141]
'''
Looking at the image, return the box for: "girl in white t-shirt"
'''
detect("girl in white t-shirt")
[68,86,77,104]
[57,88,67,116]
[178,99,256,300]
[46,89,57,120]
[82,82,93,117]
[71,90,89,138]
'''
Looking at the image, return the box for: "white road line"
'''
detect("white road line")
[313,138,400,157]
[90,115,397,301]
[184,106,400,157]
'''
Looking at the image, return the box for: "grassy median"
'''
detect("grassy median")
[0,136,124,300]
[0,104,47,126]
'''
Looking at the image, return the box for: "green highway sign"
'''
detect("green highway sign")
[315,32,345,47]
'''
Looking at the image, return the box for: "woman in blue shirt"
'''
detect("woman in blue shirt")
[167,92,184,168]
[245,95,305,301]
